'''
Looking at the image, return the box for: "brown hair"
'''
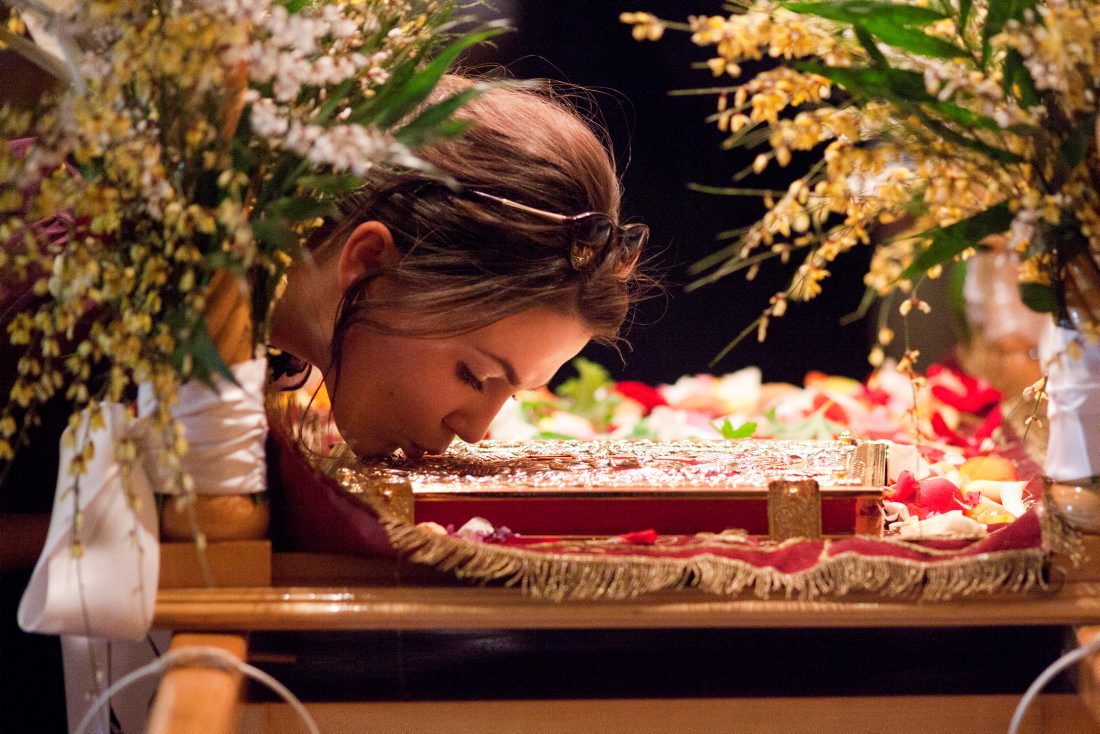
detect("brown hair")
[308,74,647,369]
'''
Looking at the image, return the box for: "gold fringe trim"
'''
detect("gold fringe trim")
[381,503,1079,603]
[1040,493,1086,574]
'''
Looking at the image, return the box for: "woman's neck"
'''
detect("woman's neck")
[268,258,340,373]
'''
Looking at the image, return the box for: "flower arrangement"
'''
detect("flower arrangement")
[490,357,1031,535]
[0,0,496,491]
[622,1,1100,370]
[279,353,1031,536]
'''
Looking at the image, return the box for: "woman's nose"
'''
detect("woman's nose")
[443,397,508,444]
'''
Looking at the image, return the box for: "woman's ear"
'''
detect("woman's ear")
[336,221,399,291]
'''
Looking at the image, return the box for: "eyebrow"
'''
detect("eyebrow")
[475,348,520,387]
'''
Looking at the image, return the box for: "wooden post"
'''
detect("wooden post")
[146,633,248,734]
[1074,626,1100,730]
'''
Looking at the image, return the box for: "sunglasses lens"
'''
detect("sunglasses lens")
[570,215,613,269]
[616,224,648,270]
[576,215,614,247]
[623,225,648,254]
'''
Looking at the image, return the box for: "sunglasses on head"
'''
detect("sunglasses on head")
[466,190,649,271]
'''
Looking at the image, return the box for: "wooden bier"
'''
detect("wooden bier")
[144,536,1100,733]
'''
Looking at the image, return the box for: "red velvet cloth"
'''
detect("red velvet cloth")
[266,419,1046,574]
[478,508,1044,571]
[269,419,1046,578]
[266,419,396,557]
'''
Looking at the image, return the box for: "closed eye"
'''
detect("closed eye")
[456,362,485,393]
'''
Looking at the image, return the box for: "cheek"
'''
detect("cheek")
[388,367,460,420]
[335,337,456,426]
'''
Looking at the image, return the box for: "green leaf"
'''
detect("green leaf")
[922,99,1002,132]
[312,78,358,126]
[1002,50,1041,107]
[371,25,507,129]
[278,0,310,13]
[783,1,947,27]
[982,0,1037,64]
[1019,282,1058,314]
[947,259,971,344]
[900,101,1023,164]
[296,174,364,196]
[784,2,966,58]
[804,64,1016,157]
[1061,114,1095,170]
[959,0,974,30]
[853,24,887,66]
[264,196,337,222]
[556,357,614,418]
[798,62,929,101]
[712,418,757,439]
[177,319,236,389]
[899,202,1013,281]
[203,251,242,270]
[394,87,483,147]
[251,217,299,250]
[626,421,657,440]
[857,22,969,59]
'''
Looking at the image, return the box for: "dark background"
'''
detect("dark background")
[473,0,878,386]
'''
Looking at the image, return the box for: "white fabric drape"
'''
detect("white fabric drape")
[1039,321,1100,480]
[18,358,268,732]
[17,402,159,640]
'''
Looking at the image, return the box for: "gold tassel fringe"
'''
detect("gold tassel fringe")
[381,503,1080,603]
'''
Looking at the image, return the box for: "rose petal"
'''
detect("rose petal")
[973,405,1004,443]
[966,479,1028,505]
[897,510,987,540]
[892,470,918,502]
[917,477,963,513]
[998,482,1030,518]
[614,381,667,414]
[617,529,659,545]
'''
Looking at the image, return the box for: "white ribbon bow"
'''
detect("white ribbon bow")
[18,357,269,641]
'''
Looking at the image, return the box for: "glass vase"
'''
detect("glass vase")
[958,248,1047,398]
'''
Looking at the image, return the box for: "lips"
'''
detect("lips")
[405,438,453,458]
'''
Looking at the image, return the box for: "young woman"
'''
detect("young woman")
[1,71,649,729]
[258,73,649,553]
[3,72,650,553]
[272,74,648,462]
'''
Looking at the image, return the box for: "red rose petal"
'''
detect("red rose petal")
[614,381,667,415]
[892,470,918,503]
[617,529,659,545]
[811,393,848,424]
[917,477,963,513]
